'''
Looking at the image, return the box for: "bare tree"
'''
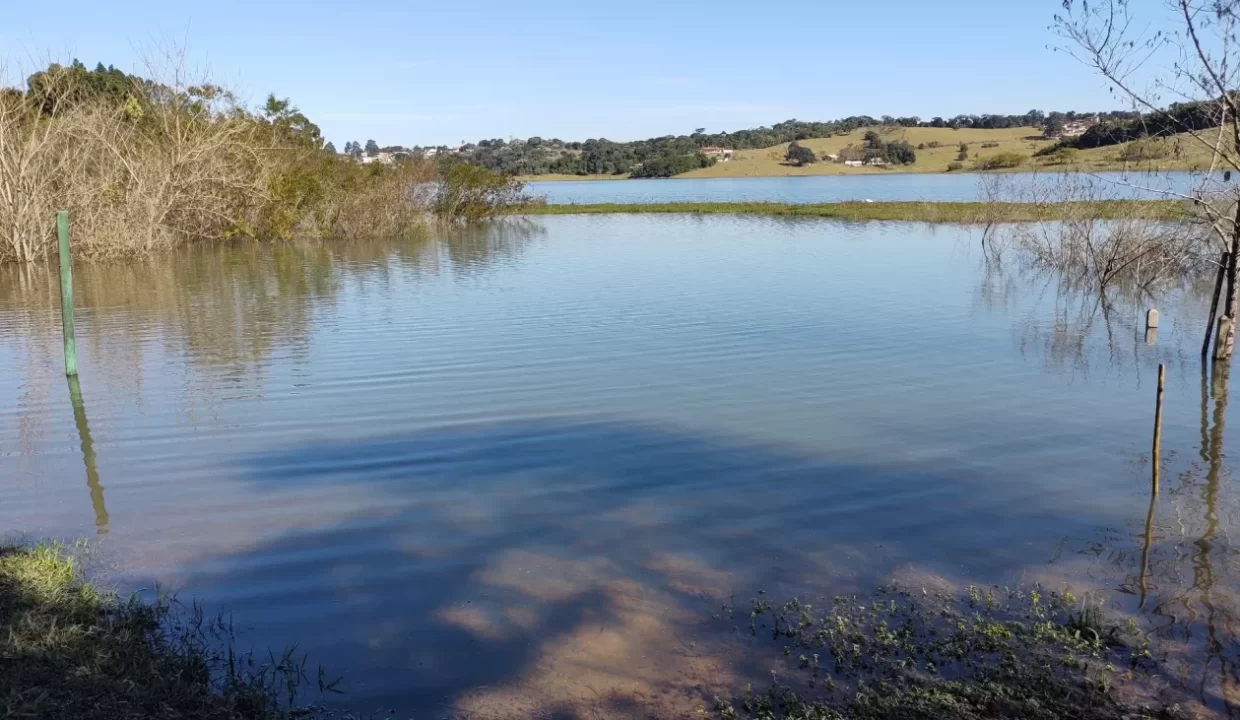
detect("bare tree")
[980,171,1208,294]
[1054,0,1240,359]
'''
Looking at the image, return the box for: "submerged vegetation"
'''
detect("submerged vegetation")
[712,585,1180,720]
[0,57,531,263]
[0,543,334,719]
[524,199,1185,223]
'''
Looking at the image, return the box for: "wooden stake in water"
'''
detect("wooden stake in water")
[57,211,77,376]
[1204,251,1228,359]
[1152,363,1165,494]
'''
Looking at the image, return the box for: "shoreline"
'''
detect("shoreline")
[1,542,1186,720]
[520,200,1186,223]
[517,164,1206,184]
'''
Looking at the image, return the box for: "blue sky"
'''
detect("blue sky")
[1,0,1168,147]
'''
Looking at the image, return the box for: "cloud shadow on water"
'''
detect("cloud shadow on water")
[175,417,1129,719]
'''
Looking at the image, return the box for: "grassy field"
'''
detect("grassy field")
[520,125,1219,181]
[524,199,1185,223]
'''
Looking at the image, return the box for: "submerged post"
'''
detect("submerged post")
[1204,251,1228,360]
[1152,363,1165,495]
[56,211,77,376]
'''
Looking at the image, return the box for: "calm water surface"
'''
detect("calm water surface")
[527,171,1201,204]
[0,215,1236,717]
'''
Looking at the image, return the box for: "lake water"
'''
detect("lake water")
[1,215,1237,718]
[527,171,1202,204]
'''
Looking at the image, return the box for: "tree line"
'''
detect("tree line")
[436,109,1137,178]
[1036,97,1223,156]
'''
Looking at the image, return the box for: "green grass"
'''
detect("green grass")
[713,585,1177,720]
[0,543,335,720]
[523,200,1186,223]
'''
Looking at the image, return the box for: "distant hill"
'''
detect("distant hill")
[451,110,1138,178]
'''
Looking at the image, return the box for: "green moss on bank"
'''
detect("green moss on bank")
[0,543,330,720]
[522,200,1186,223]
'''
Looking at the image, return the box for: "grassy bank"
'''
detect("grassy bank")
[523,199,1186,223]
[0,543,328,719]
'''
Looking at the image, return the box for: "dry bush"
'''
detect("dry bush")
[980,172,1210,292]
[0,64,89,262]
[431,161,540,221]
[0,50,526,264]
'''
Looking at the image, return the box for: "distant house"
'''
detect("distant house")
[865,158,888,166]
[700,146,734,162]
[843,159,864,167]
[1061,115,1100,137]
[824,154,839,162]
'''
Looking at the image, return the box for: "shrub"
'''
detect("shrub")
[630,152,716,178]
[1116,138,1173,162]
[881,140,917,165]
[947,161,964,172]
[981,141,999,148]
[0,56,534,263]
[432,161,537,219]
[786,142,817,166]
[1040,147,1080,165]
[956,143,969,161]
[976,152,1027,170]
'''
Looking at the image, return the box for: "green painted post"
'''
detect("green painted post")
[57,211,77,376]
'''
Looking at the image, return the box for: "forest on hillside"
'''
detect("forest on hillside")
[412,110,1138,178]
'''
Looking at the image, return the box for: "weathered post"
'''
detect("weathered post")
[56,211,77,376]
[1216,316,1235,361]
[1205,252,1229,359]
[1152,363,1165,494]
[1146,308,1159,329]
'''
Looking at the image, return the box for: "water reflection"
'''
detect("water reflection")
[0,221,545,387]
[977,256,1205,380]
[67,375,107,535]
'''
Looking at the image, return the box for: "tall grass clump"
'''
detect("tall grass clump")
[0,53,527,263]
[0,542,336,719]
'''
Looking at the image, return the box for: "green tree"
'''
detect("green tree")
[364,139,379,156]
[786,142,817,166]
[1043,115,1065,137]
[324,141,338,154]
[863,130,882,149]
